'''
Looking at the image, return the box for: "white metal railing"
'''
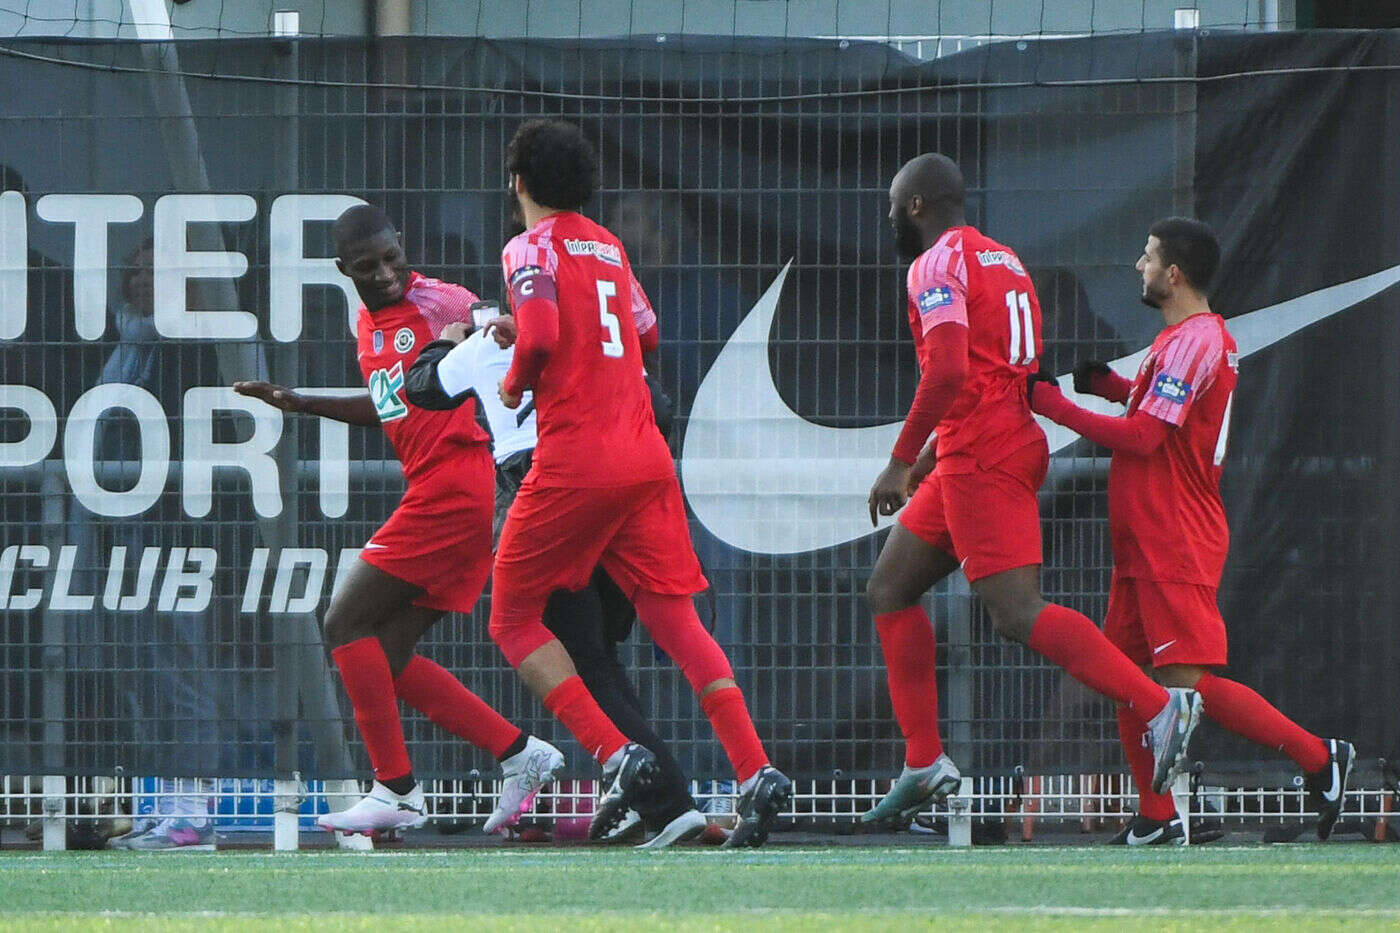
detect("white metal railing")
[5,771,1394,849]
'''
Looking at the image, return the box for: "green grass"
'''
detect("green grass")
[2,845,1398,930]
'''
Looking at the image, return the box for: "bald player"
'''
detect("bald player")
[861,154,1204,826]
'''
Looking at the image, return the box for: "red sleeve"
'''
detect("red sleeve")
[638,317,659,354]
[502,297,558,396]
[501,265,560,397]
[1031,381,1172,456]
[1091,370,1133,404]
[892,322,969,464]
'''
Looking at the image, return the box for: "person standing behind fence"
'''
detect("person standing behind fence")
[861,153,1206,827]
[233,204,563,837]
[1028,218,1354,844]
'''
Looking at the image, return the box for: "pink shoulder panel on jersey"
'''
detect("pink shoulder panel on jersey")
[907,230,969,335]
[1138,315,1225,426]
[629,269,657,334]
[404,275,481,340]
[501,217,562,282]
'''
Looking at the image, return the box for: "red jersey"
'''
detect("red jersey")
[500,211,671,487]
[904,226,1046,469]
[1109,312,1238,584]
[355,271,490,482]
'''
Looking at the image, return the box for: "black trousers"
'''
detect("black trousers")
[543,570,696,830]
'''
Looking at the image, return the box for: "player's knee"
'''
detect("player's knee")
[1155,664,1205,689]
[866,569,915,616]
[987,606,1036,645]
[321,601,359,650]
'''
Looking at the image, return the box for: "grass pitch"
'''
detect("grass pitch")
[2,844,1398,930]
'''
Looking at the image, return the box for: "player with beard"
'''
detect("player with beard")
[234,204,562,836]
[487,119,789,847]
[862,154,1203,827]
[1028,218,1354,844]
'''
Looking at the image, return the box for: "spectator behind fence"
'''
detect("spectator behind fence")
[59,239,221,850]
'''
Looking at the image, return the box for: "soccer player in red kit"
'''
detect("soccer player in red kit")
[1029,218,1354,844]
[488,119,790,847]
[862,154,1203,826]
[234,204,562,836]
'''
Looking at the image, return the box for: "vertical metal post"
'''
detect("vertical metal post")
[940,577,975,768]
[1172,31,1198,218]
[39,468,68,850]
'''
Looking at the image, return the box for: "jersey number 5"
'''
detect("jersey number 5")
[1005,289,1036,366]
[596,280,625,358]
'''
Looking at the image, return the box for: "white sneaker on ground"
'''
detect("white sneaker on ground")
[637,809,707,850]
[484,736,566,834]
[317,781,427,836]
[110,817,216,851]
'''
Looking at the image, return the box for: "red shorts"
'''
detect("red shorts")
[492,474,708,611]
[898,440,1048,581]
[359,446,495,614]
[1104,572,1228,668]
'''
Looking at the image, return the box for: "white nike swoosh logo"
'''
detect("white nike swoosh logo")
[681,260,1400,555]
[1126,826,1165,844]
[363,542,386,549]
[1153,640,1178,655]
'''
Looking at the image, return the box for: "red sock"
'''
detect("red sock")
[1028,604,1168,718]
[394,655,523,760]
[700,686,769,783]
[544,675,627,765]
[874,607,944,768]
[1195,673,1329,773]
[331,637,411,782]
[1118,707,1176,820]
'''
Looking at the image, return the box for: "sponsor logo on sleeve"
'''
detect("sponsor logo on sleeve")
[1151,372,1191,404]
[916,286,954,315]
[510,264,542,286]
[563,238,623,267]
[508,264,558,304]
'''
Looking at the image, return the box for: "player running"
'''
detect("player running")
[862,154,1203,826]
[233,204,562,837]
[403,304,708,848]
[1028,218,1354,844]
[486,118,789,847]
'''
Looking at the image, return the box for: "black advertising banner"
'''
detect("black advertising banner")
[0,31,1394,782]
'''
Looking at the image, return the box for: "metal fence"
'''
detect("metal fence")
[1,29,1397,846]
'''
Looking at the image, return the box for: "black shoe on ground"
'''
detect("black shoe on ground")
[1107,814,1225,846]
[589,744,657,841]
[1109,814,1186,846]
[721,766,792,849]
[1304,738,1355,842]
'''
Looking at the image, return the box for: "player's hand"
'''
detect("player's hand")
[233,381,304,413]
[498,379,522,409]
[440,321,471,344]
[1026,370,1062,415]
[868,458,911,526]
[906,444,936,498]
[1072,360,1112,395]
[484,314,517,349]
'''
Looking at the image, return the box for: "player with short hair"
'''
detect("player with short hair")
[487,118,789,847]
[1029,217,1354,844]
[862,154,1203,826]
[233,204,562,837]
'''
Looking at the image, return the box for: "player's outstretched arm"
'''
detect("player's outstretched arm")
[233,381,379,426]
[1071,360,1132,404]
[1028,373,1171,456]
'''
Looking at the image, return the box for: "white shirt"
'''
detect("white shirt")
[433,330,537,464]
